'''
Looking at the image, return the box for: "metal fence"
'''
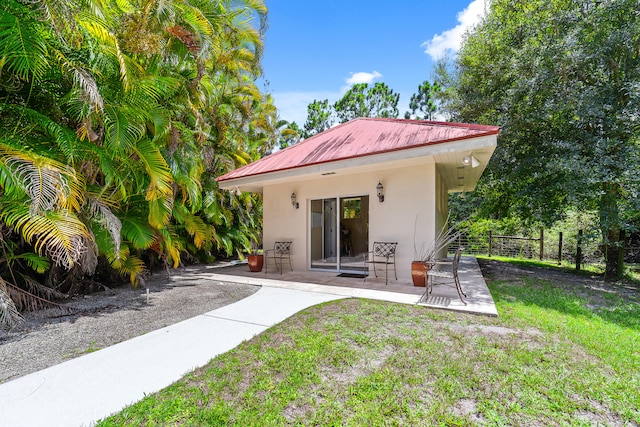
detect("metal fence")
[449,229,613,272]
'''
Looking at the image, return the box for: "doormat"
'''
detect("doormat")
[337,273,367,278]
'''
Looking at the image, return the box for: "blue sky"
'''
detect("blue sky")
[259,0,487,126]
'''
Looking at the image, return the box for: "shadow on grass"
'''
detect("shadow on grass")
[481,259,640,331]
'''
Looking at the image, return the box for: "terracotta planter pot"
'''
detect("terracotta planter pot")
[248,254,264,272]
[411,261,430,287]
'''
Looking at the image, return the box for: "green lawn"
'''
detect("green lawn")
[97,261,640,426]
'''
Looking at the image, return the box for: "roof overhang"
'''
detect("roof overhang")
[218,134,497,193]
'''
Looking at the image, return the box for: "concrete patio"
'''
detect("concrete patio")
[206,256,498,316]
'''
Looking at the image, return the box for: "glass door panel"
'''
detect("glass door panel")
[310,198,337,270]
[339,196,369,272]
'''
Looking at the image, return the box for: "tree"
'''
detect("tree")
[0,0,273,327]
[333,82,399,123]
[405,80,441,120]
[275,119,300,148]
[440,0,640,280]
[303,99,333,138]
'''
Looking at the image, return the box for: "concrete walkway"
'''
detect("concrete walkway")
[0,287,345,427]
[209,256,497,317]
[0,256,496,427]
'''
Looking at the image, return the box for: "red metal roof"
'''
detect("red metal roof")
[216,118,500,182]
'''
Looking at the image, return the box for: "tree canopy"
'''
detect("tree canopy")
[438,0,640,279]
[0,0,275,327]
[334,82,400,123]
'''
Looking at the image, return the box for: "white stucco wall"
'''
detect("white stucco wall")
[263,161,445,281]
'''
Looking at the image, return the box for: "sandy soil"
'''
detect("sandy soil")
[0,264,259,383]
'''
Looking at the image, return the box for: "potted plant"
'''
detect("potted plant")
[412,216,461,287]
[247,240,264,273]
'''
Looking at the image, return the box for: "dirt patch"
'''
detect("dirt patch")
[478,258,640,308]
[0,264,259,383]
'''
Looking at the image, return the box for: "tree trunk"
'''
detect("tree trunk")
[600,183,624,281]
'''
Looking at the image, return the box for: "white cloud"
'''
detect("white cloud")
[422,0,488,60]
[345,70,383,86]
[272,90,340,126]
[273,70,384,125]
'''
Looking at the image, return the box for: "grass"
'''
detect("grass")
[97,263,640,426]
[477,254,640,284]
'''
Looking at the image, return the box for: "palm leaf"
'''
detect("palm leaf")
[86,196,122,255]
[148,196,173,229]
[107,245,145,286]
[0,143,85,214]
[76,18,142,90]
[133,139,174,200]
[3,277,74,317]
[12,252,51,274]
[173,203,211,249]
[176,4,214,37]
[121,216,155,249]
[19,273,65,300]
[0,280,24,330]
[1,104,86,164]
[157,227,182,268]
[0,12,49,81]
[54,49,104,113]
[103,105,146,154]
[1,203,91,270]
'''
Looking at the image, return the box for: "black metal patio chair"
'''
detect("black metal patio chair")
[363,242,398,285]
[264,241,292,274]
[422,246,466,305]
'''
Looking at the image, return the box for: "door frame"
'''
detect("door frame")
[308,195,368,273]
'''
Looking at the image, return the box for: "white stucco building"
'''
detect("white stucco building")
[216,118,499,281]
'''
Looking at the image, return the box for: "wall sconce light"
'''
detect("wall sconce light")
[376,182,384,203]
[462,155,480,168]
[290,192,299,209]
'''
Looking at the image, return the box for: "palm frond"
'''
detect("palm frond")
[0,279,24,330]
[173,203,211,249]
[76,18,143,90]
[86,197,122,255]
[1,204,91,270]
[103,105,146,154]
[107,245,145,286]
[12,252,51,274]
[133,139,174,200]
[3,277,74,317]
[157,227,182,268]
[121,215,155,249]
[54,49,104,113]
[176,4,214,37]
[148,195,173,229]
[0,143,85,214]
[19,273,65,300]
[1,104,86,164]
[0,12,49,81]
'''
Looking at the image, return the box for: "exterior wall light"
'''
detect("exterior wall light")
[376,182,384,202]
[291,192,299,209]
[462,155,480,168]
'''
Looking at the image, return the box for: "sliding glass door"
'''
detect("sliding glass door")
[310,196,369,273]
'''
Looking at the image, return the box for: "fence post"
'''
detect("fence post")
[539,228,544,261]
[488,230,493,257]
[558,232,563,265]
[576,229,583,271]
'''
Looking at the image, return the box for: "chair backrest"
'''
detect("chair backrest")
[274,241,292,255]
[373,242,397,258]
[452,246,464,271]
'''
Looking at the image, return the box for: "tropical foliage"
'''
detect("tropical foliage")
[436,0,640,280]
[0,0,275,328]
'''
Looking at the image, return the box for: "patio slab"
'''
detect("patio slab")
[207,256,498,317]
